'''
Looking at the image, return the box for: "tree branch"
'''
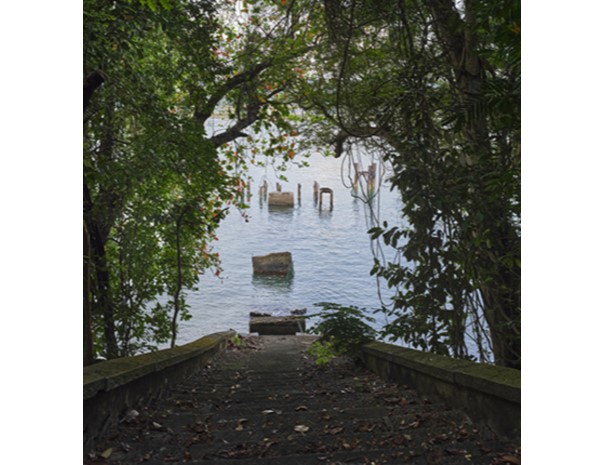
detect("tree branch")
[194,61,273,124]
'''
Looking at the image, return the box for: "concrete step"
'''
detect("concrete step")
[88,336,519,465]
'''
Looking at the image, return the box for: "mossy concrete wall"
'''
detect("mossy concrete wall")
[83,331,234,455]
[361,342,520,439]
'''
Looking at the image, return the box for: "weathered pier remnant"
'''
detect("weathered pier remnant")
[268,191,294,207]
[297,183,302,204]
[252,251,292,275]
[367,162,377,193]
[276,182,282,192]
[259,180,268,200]
[313,181,319,204]
[249,315,306,335]
[353,162,377,194]
[319,187,334,210]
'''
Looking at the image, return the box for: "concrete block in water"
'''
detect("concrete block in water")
[252,252,292,275]
[249,316,306,335]
[268,191,294,207]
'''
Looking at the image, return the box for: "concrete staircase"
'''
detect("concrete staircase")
[88,336,520,465]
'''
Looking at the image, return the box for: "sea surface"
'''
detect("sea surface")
[172,149,405,345]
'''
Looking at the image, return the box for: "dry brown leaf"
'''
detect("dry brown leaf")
[501,455,521,465]
[446,448,468,456]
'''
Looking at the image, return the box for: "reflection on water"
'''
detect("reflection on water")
[251,273,294,292]
[172,152,403,346]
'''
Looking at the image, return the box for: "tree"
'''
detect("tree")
[292,0,520,368]
[83,0,321,360]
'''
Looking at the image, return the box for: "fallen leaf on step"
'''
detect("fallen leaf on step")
[235,418,248,431]
[100,448,112,459]
[327,426,344,435]
[296,405,308,411]
[501,455,521,465]
[446,448,468,456]
[294,424,310,433]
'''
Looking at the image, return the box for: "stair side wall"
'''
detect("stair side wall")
[83,331,235,456]
[361,341,520,439]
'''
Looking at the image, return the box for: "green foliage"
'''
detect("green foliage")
[84,0,323,358]
[293,0,520,367]
[307,340,339,365]
[231,333,243,347]
[308,303,377,359]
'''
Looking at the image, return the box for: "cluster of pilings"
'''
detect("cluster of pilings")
[256,179,333,211]
[313,181,333,211]
[352,162,377,195]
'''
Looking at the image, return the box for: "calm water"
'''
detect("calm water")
[173,151,405,345]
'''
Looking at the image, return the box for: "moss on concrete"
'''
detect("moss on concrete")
[362,341,520,402]
[84,331,234,399]
[361,341,520,438]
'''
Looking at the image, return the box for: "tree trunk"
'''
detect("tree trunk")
[83,221,94,366]
[84,181,119,359]
[89,222,119,359]
[170,211,185,348]
[479,219,521,369]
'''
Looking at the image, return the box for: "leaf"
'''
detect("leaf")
[295,405,308,411]
[235,418,248,431]
[327,426,344,435]
[100,448,113,459]
[501,455,521,465]
[294,424,309,433]
[445,448,468,456]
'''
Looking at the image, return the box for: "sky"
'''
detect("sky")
[1,1,604,463]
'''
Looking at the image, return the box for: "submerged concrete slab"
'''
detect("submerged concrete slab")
[249,315,306,335]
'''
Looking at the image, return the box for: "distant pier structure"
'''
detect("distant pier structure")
[353,162,377,194]
[319,187,334,211]
[259,180,269,201]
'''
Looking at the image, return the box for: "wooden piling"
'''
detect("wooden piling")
[368,163,376,193]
